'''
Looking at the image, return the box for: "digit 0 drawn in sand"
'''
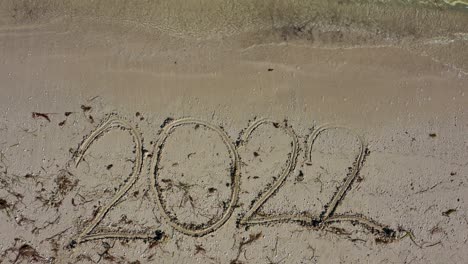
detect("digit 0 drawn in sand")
[150,118,240,237]
[73,115,153,243]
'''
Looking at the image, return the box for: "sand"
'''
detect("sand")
[0,1,467,263]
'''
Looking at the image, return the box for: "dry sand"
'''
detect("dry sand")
[0,1,467,263]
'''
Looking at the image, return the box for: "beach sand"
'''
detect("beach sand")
[0,1,467,263]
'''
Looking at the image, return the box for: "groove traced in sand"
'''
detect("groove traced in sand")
[306,125,366,220]
[307,125,398,240]
[237,120,398,242]
[239,118,300,225]
[70,115,403,243]
[80,232,156,241]
[150,117,240,237]
[74,115,144,243]
[323,214,387,234]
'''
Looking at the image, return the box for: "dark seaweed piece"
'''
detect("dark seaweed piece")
[153,230,164,241]
[32,112,50,122]
[81,105,92,112]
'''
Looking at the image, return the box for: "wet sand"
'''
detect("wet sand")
[0,1,467,263]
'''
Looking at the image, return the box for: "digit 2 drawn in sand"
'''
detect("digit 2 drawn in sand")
[71,115,403,244]
[73,116,153,243]
[237,120,396,242]
[238,118,303,225]
[307,125,396,240]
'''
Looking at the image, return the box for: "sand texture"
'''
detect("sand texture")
[0,1,467,263]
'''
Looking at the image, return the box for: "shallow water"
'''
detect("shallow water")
[1,0,466,39]
[0,1,467,263]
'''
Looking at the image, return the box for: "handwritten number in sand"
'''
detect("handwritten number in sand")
[150,118,240,236]
[306,125,395,239]
[71,115,400,244]
[238,122,397,242]
[74,116,149,243]
[238,119,305,225]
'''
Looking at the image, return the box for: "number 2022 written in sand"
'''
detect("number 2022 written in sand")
[71,115,408,245]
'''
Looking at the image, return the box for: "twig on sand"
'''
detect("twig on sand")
[32,112,51,122]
